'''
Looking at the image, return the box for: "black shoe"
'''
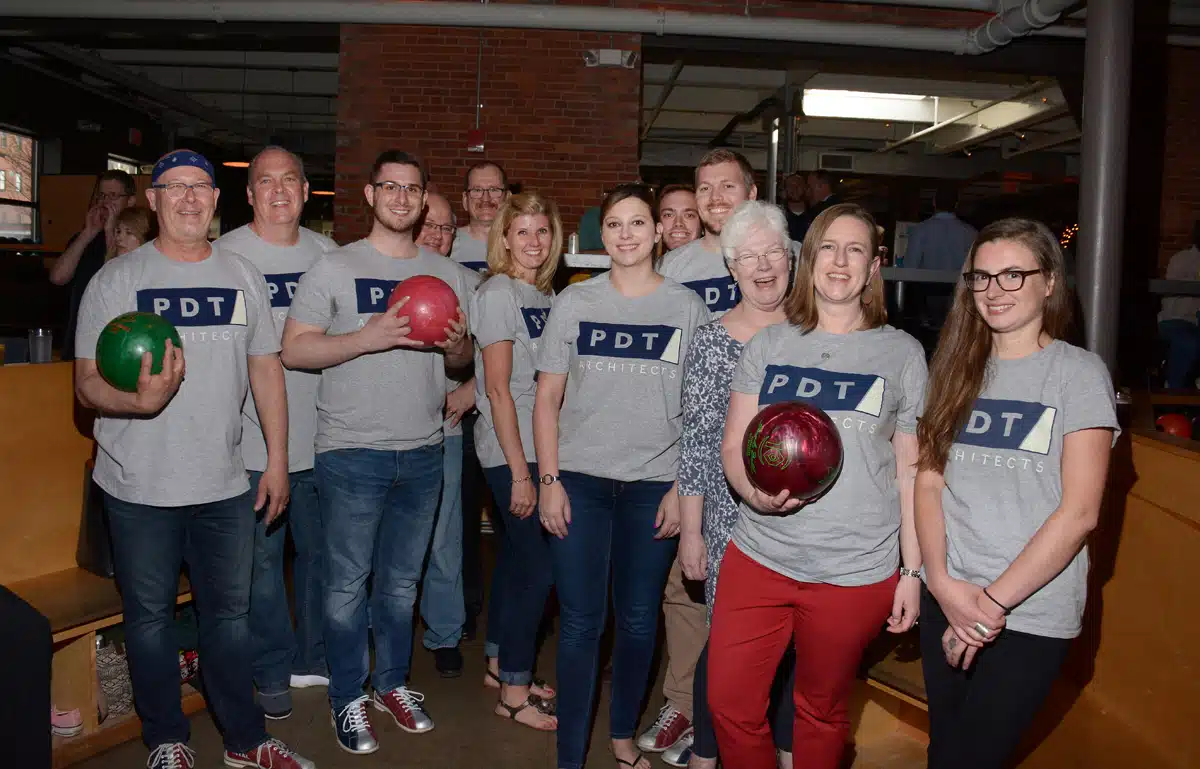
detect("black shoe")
[433,646,463,678]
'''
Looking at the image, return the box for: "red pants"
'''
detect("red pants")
[708,543,897,769]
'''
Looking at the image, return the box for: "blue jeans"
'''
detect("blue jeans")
[550,472,678,769]
[247,470,325,702]
[420,435,466,650]
[1159,318,1200,389]
[105,490,266,753]
[316,446,442,711]
[483,463,552,685]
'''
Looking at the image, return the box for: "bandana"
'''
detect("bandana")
[151,149,215,184]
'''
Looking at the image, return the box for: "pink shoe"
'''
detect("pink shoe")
[51,705,83,737]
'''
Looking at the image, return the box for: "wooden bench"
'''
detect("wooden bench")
[0,363,201,767]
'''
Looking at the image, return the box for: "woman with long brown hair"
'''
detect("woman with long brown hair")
[915,218,1118,769]
[711,203,927,769]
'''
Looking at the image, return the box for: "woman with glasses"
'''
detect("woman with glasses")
[710,203,927,769]
[915,219,1117,769]
[472,192,562,731]
[675,200,794,769]
[534,183,710,769]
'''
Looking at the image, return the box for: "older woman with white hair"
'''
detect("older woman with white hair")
[672,200,795,769]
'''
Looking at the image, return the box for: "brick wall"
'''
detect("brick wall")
[335,25,641,243]
[333,1,993,241]
[1159,47,1200,268]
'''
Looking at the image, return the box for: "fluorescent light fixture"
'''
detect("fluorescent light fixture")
[311,190,334,196]
[222,161,250,168]
[802,89,931,122]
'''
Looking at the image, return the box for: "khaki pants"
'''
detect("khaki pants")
[661,555,708,719]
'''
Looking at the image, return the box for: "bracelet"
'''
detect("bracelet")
[898,567,922,580]
[512,475,532,484]
[982,587,1012,616]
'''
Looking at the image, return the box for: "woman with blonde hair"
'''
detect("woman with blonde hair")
[711,203,927,769]
[472,192,562,731]
[915,218,1117,769]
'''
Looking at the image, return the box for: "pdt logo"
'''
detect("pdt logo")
[760,365,885,417]
[684,276,739,314]
[354,278,400,313]
[521,307,549,339]
[265,272,303,309]
[461,260,488,274]
[577,322,683,365]
[137,288,247,327]
[955,398,1056,455]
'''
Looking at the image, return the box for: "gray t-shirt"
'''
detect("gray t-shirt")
[442,260,482,438]
[730,323,928,586]
[215,224,338,473]
[75,241,279,506]
[941,340,1118,639]
[537,274,710,482]
[471,273,553,468]
[659,239,737,318]
[287,239,476,453]
[450,228,489,274]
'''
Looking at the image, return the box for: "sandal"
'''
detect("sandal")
[615,752,647,768]
[495,694,557,731]
[485,669,556,698]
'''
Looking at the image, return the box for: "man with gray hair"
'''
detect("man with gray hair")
[215,146,338,721]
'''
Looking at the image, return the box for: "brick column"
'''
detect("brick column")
[335,24,641,243]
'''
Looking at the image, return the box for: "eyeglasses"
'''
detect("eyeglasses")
[728,247,789,268]
[152,182,216,200]
[963,268,1043,292]
[372,181,424,197]
[95,192,130,202]
[467,187,506,200]
[422,224,456,236]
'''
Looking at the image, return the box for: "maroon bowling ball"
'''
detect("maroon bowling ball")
[742,401,843,504]
[387,275,460,346]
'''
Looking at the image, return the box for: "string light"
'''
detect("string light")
[1060,223,1079,248]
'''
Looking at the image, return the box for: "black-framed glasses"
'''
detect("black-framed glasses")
[467,187,506,200]
[963,268,1043,292]
[422,223,455,236]
[728,247,789,269]
[372,181,424,197]
[152,181,216,199]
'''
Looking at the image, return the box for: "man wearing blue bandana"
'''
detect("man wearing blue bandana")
[74,149,317,769]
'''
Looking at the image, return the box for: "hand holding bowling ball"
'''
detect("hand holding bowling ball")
[742,401,844,514]
[96,312,186,412]
[387,275,463,347]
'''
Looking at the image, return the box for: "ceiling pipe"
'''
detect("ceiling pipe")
[963,0,1076,55]
[1034,25,1200,48]
[825,0,999,10]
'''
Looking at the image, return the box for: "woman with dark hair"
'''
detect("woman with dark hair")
[915,218,1118,769]
[107,206,157,261]
[472,192,562,731]
[533,183,710,769]
[711,203,927,769]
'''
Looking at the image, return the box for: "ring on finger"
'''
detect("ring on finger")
[973,621,992,636]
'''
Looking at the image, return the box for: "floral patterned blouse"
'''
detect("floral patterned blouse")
[678,320,746,622]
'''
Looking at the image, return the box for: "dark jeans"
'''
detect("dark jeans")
[550,472,678,769]
[0,585,51,768]
[316,446,442,711]
[482,463,552,685]
[919,589,1071,769]
[105,490,266,752]
[692,643,795,760]
[461,414,495,625]
[247,470,325,700]
[1159,318,1200,389]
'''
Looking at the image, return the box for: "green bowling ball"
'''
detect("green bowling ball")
[96,312,183,393]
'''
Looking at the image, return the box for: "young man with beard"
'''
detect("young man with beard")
[75,149,314,769]
[282,151,475,754]
[452,161,509,273]
[415,192,484,676]
[658,184,703,254]
[215,146,338,720]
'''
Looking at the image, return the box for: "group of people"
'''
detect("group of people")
[55,140,1116,769]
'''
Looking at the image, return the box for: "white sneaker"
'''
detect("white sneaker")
[290,673,330,688]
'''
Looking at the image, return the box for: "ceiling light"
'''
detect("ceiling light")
[223,161,250,168]
[311,190,334,196]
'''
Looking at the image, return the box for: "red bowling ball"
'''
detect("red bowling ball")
[742,401,844,505]
[387,275,461,346]
[1156,412,1193,440]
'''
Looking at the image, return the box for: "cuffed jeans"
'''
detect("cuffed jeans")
[316,446,442,711]
[482,463,552,685]
[421,435,466,650]
[105,490,266,753]
[247,469,325,707]
[550,471,677,769]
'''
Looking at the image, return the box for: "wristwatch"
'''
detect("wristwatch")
[899,567,922,580]
[540,473,560,486]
